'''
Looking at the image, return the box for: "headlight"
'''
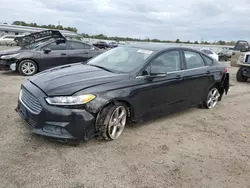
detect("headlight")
[0,53,19,59]
[45,94,96,105]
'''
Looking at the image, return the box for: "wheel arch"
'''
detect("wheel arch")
[17,58,39,71]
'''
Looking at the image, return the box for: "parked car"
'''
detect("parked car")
[15,44,230,143]
[200,48,219,61]
[217,47,232,61]
[0,30,103,76]
[0,35,23,46]
[230,40,250,67]
[236,51,250,82]
[93,41,110,49]
[109,41,118,48]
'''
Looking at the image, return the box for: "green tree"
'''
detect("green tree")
[175,39,180,43]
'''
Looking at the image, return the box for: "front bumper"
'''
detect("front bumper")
[15,81,97,140]
[0,59,17,71]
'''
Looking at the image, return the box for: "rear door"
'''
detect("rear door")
[182,50,214,105]
[39,41,69,70]
[67,41,93,63]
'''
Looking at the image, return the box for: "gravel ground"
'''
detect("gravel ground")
[0,60,250,188]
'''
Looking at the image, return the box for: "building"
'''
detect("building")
[0,24,80,39]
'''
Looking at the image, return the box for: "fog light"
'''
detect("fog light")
[43,125,68,135]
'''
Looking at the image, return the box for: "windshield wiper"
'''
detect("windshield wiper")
[87,64,115,73]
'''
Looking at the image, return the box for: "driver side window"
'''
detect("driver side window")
[140,50,181,76]
[45,42,67,50]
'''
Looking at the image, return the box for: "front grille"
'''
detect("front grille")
[20,88,42,114]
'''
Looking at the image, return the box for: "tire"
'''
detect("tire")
[18,60,38,76]
[236,67,248,82]
[97,103,128,141]
[204,87,220,109]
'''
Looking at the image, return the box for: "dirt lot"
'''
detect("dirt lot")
[0,63,250,188]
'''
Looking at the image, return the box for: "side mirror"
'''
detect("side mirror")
[144,67,167,80]
[43,48,51,53]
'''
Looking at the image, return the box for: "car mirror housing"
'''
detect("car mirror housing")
[43,48,51,53]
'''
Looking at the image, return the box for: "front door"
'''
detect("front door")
[130,50,187,119]
[39,41,69,70]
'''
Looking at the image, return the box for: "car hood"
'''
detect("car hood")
[28,63,129,96]
[0,47,21,56]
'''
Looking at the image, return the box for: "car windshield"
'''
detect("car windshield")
[87,46,155,73]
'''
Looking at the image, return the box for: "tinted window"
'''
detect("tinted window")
[150,51,181,73]
[184,51,205,69]
[70,41,85,49]
[46,42,67,50]
[201,54,213,66]
[201,49,213,54]
[69,41,91,50]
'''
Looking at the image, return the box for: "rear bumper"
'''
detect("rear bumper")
[15,81,97,140]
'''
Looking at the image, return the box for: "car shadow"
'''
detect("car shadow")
[0,71,22,77]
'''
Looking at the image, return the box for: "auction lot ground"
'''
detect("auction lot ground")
[0,49,250,187]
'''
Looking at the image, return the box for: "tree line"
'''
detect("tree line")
[82,33,236,46]
[2,21,235,45]
[11,21,77,33]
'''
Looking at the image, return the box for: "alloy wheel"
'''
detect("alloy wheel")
[206,88,220,109]
[21,62,36,75]
[107,106,127,140]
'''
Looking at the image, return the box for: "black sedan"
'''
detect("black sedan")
[92,41,110,49]
[0,31,103,76]
[15,44,230,142]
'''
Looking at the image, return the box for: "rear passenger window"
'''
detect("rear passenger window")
[201,54,213,66]
[184,51,205,69]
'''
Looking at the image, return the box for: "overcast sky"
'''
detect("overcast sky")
[1,0,250,41]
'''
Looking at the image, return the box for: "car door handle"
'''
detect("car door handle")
[83,52,88,54]
[206,70,211,74]
[61,53,66,55]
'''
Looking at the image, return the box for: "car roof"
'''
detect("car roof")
[124,43,197,52]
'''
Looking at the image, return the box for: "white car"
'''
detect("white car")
[200,48,219,61]
[0,35,16,46]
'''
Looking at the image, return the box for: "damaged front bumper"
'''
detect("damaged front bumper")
[0,59,17,71]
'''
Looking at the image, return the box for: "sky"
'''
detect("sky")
[1,0,250,41]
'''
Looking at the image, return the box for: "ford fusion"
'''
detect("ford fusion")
[16,44,230,142]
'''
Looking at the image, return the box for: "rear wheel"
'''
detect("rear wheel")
[204,87,220,109]
[97,103,128,140]
[236,67,248,82]
[18,60,38,76]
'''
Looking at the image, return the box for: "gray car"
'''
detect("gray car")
[0,30,104,76]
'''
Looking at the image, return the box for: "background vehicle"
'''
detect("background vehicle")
[236,51,250,82]
[218,47,232,61]
[0,35,24,46]
[231,40,250,66]
[16,45,229,142]
[93,41,110,49]
[0,30,103,76]
[200,48,219,61]
[109,41,118,48]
